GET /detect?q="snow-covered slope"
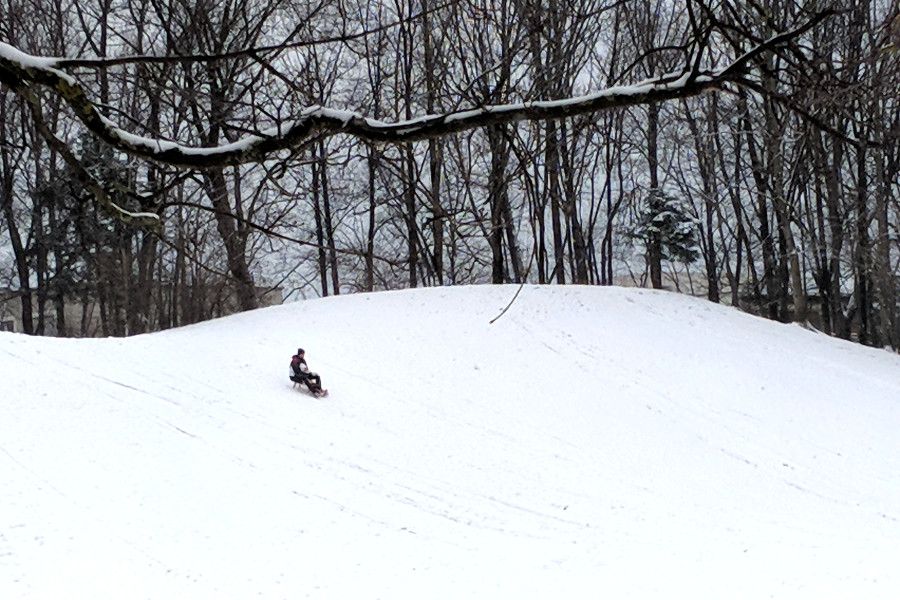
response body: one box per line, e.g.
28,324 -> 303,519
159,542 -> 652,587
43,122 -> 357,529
2,285 -> 900,599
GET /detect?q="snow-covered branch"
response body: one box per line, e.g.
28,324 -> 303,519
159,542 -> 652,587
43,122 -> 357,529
0,8 -> 835,170
17,80 -> 162,228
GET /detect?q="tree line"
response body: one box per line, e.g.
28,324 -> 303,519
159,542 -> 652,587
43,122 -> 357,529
0,0 -> 897,347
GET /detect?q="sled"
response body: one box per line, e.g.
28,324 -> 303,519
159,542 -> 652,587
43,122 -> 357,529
291,378 -> 328,398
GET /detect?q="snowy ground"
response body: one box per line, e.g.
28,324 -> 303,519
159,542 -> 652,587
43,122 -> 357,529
2,285 -> 900,599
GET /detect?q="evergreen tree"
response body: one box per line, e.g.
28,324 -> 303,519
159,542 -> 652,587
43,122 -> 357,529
631,190 -> 700,265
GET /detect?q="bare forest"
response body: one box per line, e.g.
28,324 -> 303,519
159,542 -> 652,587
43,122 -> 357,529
0,0 -> 898,348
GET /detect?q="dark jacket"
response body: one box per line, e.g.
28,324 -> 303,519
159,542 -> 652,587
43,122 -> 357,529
290,355 -> 310,380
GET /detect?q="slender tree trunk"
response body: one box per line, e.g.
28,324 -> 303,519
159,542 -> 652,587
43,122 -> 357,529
524,0 -> 564,283
399,1 -> 419,288
558,122 -> 589,283
319,141 -> 340,295
502,185 -> 523,283
422,0 -> 444,284
310,155 -> 329,296
873,140 -> 895,348
716,120 -> 752,307
647,102 -> 662,289
810,130 -> 846,335
531,148 -> 548,284
365,145 -> 378,292
685,98 -> 720,302
0,130 -> 33,334
45,129 -> 67,336
742,95 -> 780,319
812,171 -> 832,334
31,118 -> 47,335
487,126 -> 510,284
174,204 -> 187,327
403,144 -> 419,287
545,121 -> 566,284
765,98 -> 806,322
855,143 -> 871,344
52,242 -> 67,335
131,74 -> 161,334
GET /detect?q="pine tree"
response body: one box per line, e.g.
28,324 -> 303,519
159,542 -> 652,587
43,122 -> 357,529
631,190 -> 700,265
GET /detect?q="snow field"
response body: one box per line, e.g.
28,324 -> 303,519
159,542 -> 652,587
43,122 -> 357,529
2,285 -> 900,598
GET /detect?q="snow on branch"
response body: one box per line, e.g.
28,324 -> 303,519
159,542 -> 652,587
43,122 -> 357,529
0,8 -> 835,171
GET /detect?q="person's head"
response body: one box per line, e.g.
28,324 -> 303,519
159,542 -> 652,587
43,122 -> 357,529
297,348 -> 305,356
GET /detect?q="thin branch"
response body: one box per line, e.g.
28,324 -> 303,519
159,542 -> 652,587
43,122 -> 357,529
160,198 -> 402,266
49,0 -> 461,69
490,247 -> 537,324
12,83 -> 161,228
729,76 -> 880,148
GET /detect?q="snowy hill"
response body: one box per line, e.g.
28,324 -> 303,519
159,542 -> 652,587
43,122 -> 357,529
2,285 -> 900,599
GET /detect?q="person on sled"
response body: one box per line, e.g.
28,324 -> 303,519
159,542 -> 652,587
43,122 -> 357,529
290,348 -> 326,396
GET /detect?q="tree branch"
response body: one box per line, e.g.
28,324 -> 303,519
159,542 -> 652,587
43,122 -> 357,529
0,8 -> 838,170
47,0 -> 461,70
10,80 -> 161,228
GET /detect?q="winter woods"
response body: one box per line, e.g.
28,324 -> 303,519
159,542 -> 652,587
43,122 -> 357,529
0,0 -> 898,347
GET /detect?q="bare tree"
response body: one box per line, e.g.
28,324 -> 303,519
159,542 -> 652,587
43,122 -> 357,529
3,0 -> 898,354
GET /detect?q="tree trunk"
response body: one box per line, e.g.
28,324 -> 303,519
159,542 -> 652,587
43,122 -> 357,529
764,90 -> 806,322
403,144 -> 419,288
647,102 -> 662,289
855,143 -> 871,344
422,0 -> 444,284
319,141 -> 340,295
487,126 -> 510,284
310,156 -> 329,296
741,94 -> 781,320
558,122 -> 589,284
684,98 -> 720,302
365,145 -> 378,292
545,121 -> 566,284
203,168 -> 257,310
502,184 -> 523,283
0,142 -> 34,334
